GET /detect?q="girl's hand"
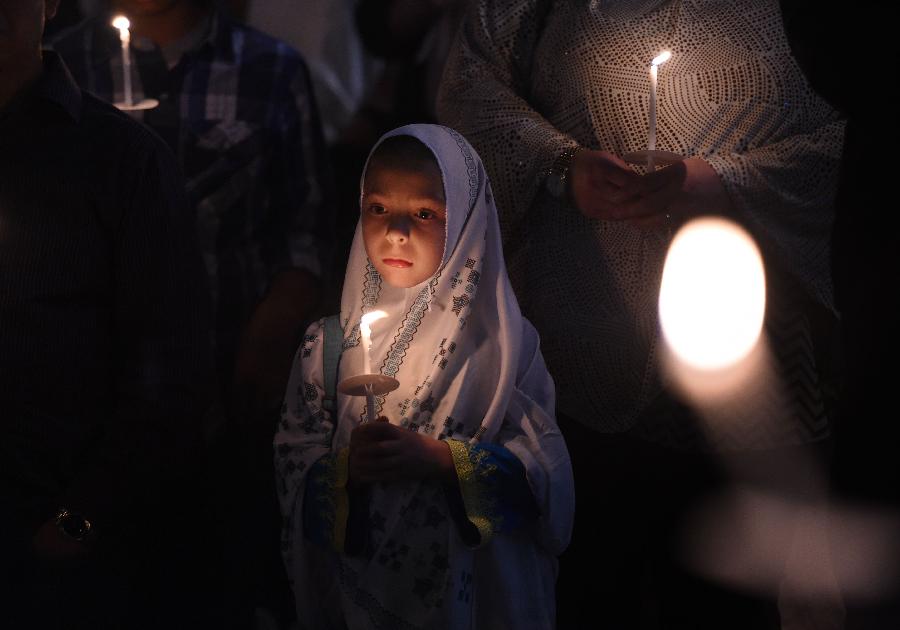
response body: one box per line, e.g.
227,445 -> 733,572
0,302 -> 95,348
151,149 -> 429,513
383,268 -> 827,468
348,417 -> 455,486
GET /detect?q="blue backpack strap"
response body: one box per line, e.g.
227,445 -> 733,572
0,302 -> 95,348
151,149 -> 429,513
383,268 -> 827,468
321,314 -> 343,414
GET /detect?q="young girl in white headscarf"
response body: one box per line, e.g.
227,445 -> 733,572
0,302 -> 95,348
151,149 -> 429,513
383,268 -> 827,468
275,124 -> 574,630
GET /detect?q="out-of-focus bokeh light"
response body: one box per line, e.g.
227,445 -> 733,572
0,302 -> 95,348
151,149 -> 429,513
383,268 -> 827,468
659,217 -> 766,371
111,15 -> 130,31
651,50 -> 672,66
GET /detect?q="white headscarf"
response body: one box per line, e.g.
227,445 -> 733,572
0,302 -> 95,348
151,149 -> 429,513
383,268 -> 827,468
281,124 -> 571,630
332,124 -> 525,448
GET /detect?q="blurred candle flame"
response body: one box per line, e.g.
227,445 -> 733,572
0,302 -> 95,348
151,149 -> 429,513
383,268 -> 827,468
659,217 -> 766,371
651,50 -> 672,67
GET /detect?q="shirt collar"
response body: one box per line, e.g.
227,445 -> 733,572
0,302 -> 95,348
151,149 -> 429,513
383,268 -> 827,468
36,51 -> 83,123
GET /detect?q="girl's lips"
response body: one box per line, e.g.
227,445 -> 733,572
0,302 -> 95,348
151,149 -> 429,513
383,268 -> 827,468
383,258 -> 412,268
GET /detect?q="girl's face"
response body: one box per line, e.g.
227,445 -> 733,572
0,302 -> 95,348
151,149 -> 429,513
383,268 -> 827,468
361,160 -> 446,288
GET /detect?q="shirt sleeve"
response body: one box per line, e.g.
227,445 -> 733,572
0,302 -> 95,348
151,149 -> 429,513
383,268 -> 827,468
62,130 -> 214,531
706,118 -> 844,308
444,439 -> 540,547
445,319 -> 574,554
436,0 -> 576,240
261,52 -> 334,284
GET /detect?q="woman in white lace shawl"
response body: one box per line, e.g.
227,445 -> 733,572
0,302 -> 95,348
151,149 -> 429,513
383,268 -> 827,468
275,123 -> 574,630
437,1 -> 844,628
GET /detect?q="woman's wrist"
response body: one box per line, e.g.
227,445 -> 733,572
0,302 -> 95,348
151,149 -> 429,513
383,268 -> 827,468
677,157 -> 736,218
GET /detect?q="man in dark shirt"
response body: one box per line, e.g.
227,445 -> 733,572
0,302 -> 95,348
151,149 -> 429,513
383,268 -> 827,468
53,1 -> 332,413
52,2 -> 333,625
1,0 -> 213,626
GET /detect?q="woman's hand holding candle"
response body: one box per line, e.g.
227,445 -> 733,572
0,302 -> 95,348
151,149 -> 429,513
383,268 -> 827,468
571,154 -> 734,230
568,149 -> 641,218
630,157 -> 735,229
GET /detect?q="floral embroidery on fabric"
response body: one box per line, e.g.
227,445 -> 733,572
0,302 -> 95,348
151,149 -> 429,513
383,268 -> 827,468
301,332 -> 317,358
304,452 -> 347,552
451,294 -> 469,316
437,416 -> 467,441
338,563 -> 426,630
456,570 -> 474,604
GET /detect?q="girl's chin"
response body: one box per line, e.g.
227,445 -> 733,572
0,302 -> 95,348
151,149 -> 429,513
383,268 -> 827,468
379,269 -> 429,289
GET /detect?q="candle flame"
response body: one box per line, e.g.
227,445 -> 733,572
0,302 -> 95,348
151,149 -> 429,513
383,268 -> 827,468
111,15 -> 131,32
360,310 -> 388,337
651,50 -> 672,67
360,310 -> 388,375
658,217 -> 766,371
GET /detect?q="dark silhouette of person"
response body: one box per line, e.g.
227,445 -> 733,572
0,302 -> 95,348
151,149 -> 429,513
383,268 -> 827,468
1,1 -> 214,627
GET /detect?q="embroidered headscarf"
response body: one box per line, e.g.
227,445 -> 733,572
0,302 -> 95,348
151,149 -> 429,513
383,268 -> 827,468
279,124 -> 570,629
333,124 -> 526,447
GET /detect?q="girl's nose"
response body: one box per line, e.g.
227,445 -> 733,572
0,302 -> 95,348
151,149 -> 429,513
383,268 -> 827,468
386,216 -> 410,245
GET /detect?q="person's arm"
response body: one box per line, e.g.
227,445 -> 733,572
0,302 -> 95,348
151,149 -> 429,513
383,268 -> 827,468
442,439 -> 541,548
703,120 -> 844,308
45,130 -> 213,550
602,115 -> 844,305
436,0 -> 578,237
446,319 -> 573,553
233,54 -> 334,415
233,268 -> 322,415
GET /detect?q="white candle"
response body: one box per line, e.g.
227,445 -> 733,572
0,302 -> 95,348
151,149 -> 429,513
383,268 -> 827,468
647,51 -> 672,169
359,310 -> 387,423
365,384 -> 377,423
112,16 -> 133,107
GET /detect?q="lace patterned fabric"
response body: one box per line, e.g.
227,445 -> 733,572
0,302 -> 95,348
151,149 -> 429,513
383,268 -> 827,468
438,0 -> 844,445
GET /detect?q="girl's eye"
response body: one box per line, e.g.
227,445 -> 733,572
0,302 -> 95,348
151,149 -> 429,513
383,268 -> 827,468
415,209 -> 436,220
368,205 -> 386,215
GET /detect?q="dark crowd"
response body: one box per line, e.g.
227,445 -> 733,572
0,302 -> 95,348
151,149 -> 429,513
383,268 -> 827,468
1,1 -> 895,629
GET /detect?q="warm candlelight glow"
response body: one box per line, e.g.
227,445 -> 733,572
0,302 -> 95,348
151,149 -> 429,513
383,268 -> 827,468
111,15 -> 133,107
360,310 -> 387,375
658,217 -> 766,371
651,50 -> 672,67
111,15 -> 130,38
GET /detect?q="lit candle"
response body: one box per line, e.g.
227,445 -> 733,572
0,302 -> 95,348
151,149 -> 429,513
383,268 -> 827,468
359,310 -> 387,422
647,50 -> 672,171
111,16 -> 133,107
360,310 -> 387,375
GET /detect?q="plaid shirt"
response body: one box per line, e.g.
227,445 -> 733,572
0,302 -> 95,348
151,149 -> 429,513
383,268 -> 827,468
53,11 -> 332,372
